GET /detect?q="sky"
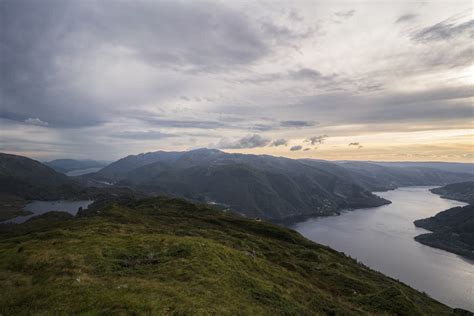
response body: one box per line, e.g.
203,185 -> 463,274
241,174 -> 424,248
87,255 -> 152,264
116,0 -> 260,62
1,0 -> 473,162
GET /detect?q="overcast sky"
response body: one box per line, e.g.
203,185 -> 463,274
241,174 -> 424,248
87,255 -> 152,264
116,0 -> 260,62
1,0 -> 473,162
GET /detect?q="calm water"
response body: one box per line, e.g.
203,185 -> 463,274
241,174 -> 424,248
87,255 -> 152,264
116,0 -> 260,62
66,167 -> 102,176
2,200 -> 93,224
292,187 -> 474,311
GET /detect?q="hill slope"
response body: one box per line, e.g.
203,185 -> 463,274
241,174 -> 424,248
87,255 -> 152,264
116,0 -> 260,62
414,205 -> 474,260
83,149 -> 473,221
86,149 -> 389,221
430,182 -> 474,204
0,197 -> 458,315
336,161 -> 473,192
0,153 -> 87,200
372,162 -> 474,175
0,153 -> 146,221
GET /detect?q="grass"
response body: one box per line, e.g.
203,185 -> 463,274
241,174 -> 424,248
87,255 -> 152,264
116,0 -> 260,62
0,194 -> 31,221
0,197 -> 457,315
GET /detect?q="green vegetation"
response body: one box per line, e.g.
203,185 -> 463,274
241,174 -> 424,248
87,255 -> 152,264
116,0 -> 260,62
0,153 -> 88,200
0,197 -> 457,314
0,194 -> 31,221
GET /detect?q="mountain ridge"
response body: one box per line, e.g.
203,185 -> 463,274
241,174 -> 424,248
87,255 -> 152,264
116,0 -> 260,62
84,149 -> 391,221
81,149 -> 473,221
430,182 -> 474,204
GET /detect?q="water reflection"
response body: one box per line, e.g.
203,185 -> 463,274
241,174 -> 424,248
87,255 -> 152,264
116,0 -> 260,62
2,200 -> 93,224
292,187 -> 473,311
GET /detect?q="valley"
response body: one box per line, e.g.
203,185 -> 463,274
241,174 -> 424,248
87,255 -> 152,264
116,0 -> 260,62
292,187 -> 473,311
3,1 -> 472,313
1,150 -> 473,314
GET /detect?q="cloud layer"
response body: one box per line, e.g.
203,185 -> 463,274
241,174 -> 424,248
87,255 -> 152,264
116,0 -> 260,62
1,0 -> 472,162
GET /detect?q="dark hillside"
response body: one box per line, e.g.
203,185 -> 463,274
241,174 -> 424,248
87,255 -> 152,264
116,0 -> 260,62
430,182 -> 474,204
414,205 -> 474,260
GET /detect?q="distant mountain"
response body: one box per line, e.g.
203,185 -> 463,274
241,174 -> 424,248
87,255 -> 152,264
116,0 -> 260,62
44,159 -> 109,174
370,162 -> 474,175
414,205 -> 474,260
98,150 -> 183,179
430,182 -> 474,204
0,153 -> 145,222
0,153 -> 87,200
82,149 -> 474,221
336,161 -> 473,192
0,196 -> 458,314
83,149 -> 390,221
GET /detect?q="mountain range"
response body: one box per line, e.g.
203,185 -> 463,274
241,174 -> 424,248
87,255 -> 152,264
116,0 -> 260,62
367,162 -> 474,175
81,149 -> 473,221
1,150 -> 473,222
1,150 -> 474,313
83,149 -> 390,221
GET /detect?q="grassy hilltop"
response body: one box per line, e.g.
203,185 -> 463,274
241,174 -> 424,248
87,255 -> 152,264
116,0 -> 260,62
0,197 -> 458,315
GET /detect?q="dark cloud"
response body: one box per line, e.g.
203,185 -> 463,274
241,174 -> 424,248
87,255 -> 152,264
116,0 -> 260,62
271,138 -> 288,147
411,19 -> 474,42
248,124 -> 272,131
217,134 -> 270,149
0,0 -> 274,128
1,0 -> 320,130
247,67 -> 336,84
289,68 -> 323,80
128,110 -> 317,132
348,142 -> 363,149
100,1 -> 270,69
144,118 -> 227,129
334,10 -> 356,19
236,72 -> 283,84
290,145 -> 302,151
291,86 -> 473,127
1,1 -> 472,159
110,130 -> 177,140
396,14 -> 418,23
261,21 -> 314,42
306,135 -> 328,145
288,9 -> 304,22
280,120 -> 316,127
126,110 -> 230,130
